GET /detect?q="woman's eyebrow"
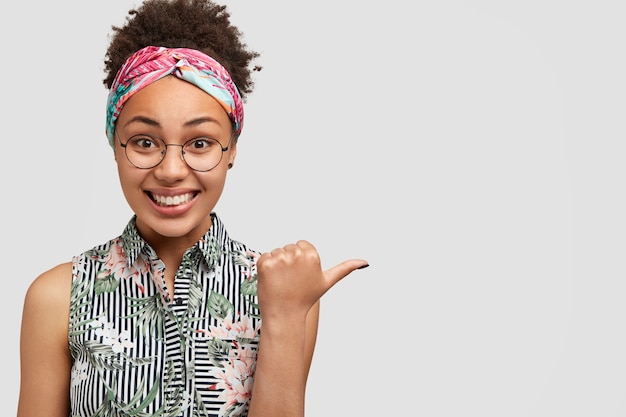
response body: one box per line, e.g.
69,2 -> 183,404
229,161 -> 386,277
121,115 -> 160,128
183,116 -> 222,128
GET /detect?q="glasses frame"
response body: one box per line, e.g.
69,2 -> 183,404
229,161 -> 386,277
115,130 -> 232,172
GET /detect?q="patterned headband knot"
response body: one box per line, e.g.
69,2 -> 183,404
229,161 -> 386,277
105,46 -> 244,148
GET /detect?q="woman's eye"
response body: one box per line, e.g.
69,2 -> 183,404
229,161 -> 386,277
130,136 -> 158,149
188,138 -> 216,150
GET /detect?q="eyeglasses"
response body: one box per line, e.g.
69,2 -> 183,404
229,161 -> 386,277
116,131 -> 231,172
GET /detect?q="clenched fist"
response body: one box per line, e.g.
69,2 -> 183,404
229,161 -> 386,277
256,240 -> 368,320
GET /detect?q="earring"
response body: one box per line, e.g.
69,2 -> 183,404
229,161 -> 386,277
228,163 -> 233,169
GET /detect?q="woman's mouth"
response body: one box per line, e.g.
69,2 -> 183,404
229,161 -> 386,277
150,192 -> 195,207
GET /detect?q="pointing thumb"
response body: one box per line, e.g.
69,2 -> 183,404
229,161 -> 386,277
323,259 -> 369,290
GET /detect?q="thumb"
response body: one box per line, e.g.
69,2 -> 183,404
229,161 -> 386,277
323,259 -> 369,289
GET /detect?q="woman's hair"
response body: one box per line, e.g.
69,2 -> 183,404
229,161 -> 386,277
103,0 -> 261,99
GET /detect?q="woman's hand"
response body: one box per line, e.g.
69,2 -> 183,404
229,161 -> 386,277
256,240 -> 368,320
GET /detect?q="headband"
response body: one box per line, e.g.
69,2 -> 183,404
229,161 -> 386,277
105,46 -> 244,148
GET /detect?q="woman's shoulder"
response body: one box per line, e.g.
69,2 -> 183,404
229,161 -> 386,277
28,262 -> 72,295
23,262 -> 73,318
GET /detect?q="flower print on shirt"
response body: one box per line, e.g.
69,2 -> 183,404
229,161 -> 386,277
204,315 -> 259,341
89,315 -> 134,353
71,360 -> 89,387
208,342 -> 257,417
87,238 -> 150,295
69,214 -> 262,416
197,292 -> 260,417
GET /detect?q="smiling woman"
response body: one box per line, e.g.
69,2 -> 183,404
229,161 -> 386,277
15,1 -> 368,416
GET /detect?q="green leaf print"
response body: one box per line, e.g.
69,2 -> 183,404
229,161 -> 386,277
69,275 -> 97,338
80,340 -> 152,372
207,291 -> 234,321
120,374 -> 162,414
187,279 -> 204,314
193,389 -> 212,417
121,229 -> 144,259
240,274 -> 257,296
85,247 -> 113,262
93,374 -> 163,417
198,235 -> 222,267
94,274 -> 121,294
124,295 -> 165,340
207,338 -> 231,368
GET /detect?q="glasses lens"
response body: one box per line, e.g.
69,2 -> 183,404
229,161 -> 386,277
125,135 -> 166,169
182,137 -> 225,171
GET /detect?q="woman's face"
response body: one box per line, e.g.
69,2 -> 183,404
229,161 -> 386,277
114,75 -> 236,247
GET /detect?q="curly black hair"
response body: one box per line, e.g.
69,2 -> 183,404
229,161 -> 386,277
103,0 -> 261,100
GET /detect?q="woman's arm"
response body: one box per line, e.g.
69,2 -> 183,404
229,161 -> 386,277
17,262 -> 73,417
247,241 -> 367,417
304,300 -> 320,380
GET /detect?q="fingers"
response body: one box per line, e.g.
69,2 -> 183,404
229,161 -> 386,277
323,259 -> 369,289
261,240 -> 319,263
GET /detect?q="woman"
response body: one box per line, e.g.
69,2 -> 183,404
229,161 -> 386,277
17,0 -> 368,416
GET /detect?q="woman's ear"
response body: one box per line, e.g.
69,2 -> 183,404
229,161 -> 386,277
228,139 -> 237,169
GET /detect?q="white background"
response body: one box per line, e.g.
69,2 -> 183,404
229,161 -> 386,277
2,1 -> 625,415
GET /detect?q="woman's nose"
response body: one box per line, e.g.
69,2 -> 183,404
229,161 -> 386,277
153,144 -> 189,181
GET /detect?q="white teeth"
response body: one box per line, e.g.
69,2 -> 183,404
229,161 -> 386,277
152,193 -> 193,207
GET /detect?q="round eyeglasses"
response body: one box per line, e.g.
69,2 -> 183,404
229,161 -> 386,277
116,131 -> 231,172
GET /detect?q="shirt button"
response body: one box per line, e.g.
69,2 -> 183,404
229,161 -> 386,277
175,297 -> 184,305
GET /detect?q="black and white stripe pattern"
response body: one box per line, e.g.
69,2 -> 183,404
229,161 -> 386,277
69,214 -> 261,417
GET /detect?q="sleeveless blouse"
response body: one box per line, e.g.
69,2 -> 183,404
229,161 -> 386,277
69,213 -> 261,417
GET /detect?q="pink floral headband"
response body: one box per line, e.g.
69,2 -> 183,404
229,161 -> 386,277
105,46 -> 244,147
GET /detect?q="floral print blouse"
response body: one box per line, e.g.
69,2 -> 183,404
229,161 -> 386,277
69,213 -> 261,417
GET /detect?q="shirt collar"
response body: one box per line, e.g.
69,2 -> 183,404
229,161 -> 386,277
120,213 -> 227,269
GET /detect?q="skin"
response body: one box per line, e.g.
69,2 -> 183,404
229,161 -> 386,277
17,76 -> 367,417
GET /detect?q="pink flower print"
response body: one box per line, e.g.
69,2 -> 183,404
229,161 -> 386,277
96,240 -> 149,293
207,315 -> 259,339
208,345 -> 256,414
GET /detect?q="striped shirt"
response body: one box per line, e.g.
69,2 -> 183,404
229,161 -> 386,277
69,213 -> 261,417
